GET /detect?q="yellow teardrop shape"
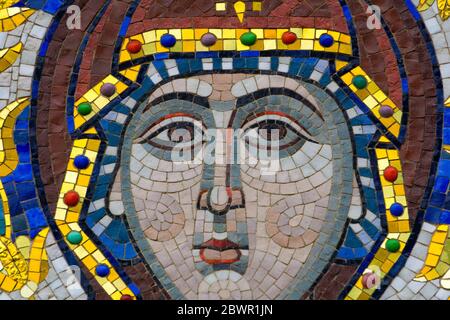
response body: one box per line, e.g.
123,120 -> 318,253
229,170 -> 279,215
0,42 -> 22,72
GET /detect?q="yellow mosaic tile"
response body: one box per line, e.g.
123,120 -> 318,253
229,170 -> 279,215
55,138 -> 136,300
27,228 -> 49,284
234,1 -> 246,23
340,66 -> 402,139
415,225 -> 450,283
376,146 -> 410,233
0,274 -> 18,292
215,2 -> 226,11
346,140 -> 411,300
0,42 -> 22,72
0,97 -> 29,177
74,76 -> 128,130
119,28 -> 354,64
0,1 -> 20,8
0,237 -> 27,269
346,232 -> 410,300
0,233 -> 41,292
0,180 -> 11,238
0,7 -> 35,32
119,65 -> 141,82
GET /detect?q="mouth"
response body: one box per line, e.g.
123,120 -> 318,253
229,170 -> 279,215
198,239 -> 242,265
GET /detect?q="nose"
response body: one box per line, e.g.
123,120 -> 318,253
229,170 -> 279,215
197,128 -> 245,214
198,186 -> 244,214
209,186 -> 229,211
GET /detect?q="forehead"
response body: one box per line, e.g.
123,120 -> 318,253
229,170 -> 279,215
147,73 -> 326,116
149,74 -> 253,102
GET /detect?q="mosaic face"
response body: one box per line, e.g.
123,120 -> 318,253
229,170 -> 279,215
0,0 -> 449,301
112,73 -> 355,298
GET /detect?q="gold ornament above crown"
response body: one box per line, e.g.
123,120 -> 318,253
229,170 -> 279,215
216,1 -> 262,23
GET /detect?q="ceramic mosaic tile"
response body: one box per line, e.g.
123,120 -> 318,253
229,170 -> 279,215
0,0 -> 446,301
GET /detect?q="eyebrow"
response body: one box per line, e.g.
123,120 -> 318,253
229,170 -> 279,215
236,88 -> 324,121
143,86 -> 324,121
143,92 -> 210,113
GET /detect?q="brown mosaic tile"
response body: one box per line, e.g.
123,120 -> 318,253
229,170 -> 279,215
1,0 -> 447,301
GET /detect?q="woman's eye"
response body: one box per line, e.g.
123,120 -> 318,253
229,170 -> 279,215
155,123 -> 196,143
136,117 -> 206,150
254,121 -> 288,142
242,115 -> 318,154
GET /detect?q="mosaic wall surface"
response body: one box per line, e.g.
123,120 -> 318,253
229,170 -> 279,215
0,0 -> 448,300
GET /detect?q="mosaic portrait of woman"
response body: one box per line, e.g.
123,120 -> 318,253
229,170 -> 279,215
0,0 -> 447,301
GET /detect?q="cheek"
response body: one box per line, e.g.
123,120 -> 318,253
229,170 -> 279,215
134,191 -> 185,242
265,192 -> 330,248
241,144 -> 332,249
122,144 -> 203,242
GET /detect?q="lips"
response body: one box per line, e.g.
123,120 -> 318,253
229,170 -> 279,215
199,239 -> 242,265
